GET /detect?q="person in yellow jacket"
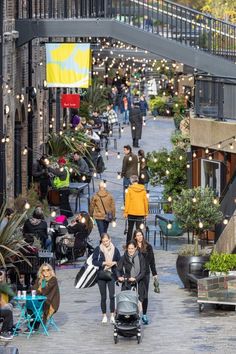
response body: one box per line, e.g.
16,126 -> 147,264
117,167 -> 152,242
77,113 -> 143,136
48,157 -> 73,218
124,175 -> 148,243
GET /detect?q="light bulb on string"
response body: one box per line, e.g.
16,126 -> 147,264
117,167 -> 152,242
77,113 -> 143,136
59,130 -> 63,136
167,157 -> 171,162
217,142 -> 222,149
140,223 -> 145,230
167,222 -> 172,230
192,197 -> 197,203
44,158 -> 49,165
1,137 -> 6,143
132,126 -> 135,130
84,142 -> 87,147
128,156 -> 132,161
81,217 -> 86,223
179,155 -> 183,161
105,150 -> 108,156
198,221 -> 203,229
71,137 -> 75,142
24,201 -> 30,210
166,170 -> 170,175
82,175 -> 86,181
141,173 -> 145,179
193,151 -> 197,158
213,198 -> 218,205
69,168 -> 73,173
230,143 -> 234,150
51,210 -> 56,218
117,152 -> 120,159
117,172 -> 121,180
60,167 -> 64,172
5,136 -> 10,143
103,180 -> 107,188
167,196 -> 172,202
223,217 -> 229,225
187,162 -> 191,169
112,220 -> 117,228
205,148 -> 209,154
208,155 -> 212,160
22,146 -> 28,155
93,172 -> 97,178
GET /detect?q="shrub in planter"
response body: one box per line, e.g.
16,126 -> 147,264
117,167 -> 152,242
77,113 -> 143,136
204,253 -> 236,275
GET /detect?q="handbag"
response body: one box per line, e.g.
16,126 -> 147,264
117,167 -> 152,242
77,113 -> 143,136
98,196 -> 113,222
153,278 -> 160,293
97,269 -> 113,281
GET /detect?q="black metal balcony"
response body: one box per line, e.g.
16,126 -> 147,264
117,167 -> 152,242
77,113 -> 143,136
15,0 -> 236,62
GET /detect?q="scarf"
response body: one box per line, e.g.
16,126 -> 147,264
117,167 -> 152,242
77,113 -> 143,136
100,242 -> 115,271
128,250 -> 140,278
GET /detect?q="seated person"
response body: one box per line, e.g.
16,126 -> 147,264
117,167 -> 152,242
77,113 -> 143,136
73,151 -> 91,183
90,110 -> 102,130
23,207 -> 51,251
67,211 -> 93,258
0,208 -> 14,231
25,263 -> 60,332
85,127 -> 100,144
0,270 -> 15,340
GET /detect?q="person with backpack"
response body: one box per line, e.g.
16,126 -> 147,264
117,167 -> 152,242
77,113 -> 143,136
89,181 -> 116,236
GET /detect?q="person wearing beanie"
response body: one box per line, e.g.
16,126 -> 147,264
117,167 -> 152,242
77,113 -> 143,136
48,158 -> 73,218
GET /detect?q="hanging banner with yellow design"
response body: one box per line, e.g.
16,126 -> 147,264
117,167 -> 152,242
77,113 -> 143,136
46,43 -> 91,88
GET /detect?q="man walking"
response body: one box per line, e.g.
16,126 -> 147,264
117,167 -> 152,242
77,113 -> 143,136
121,145 -> 138,201
124,175 -> 148,244
129,102 -> 143,148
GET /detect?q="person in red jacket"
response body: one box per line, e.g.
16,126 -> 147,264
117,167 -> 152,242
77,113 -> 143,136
124,175 -> 148,244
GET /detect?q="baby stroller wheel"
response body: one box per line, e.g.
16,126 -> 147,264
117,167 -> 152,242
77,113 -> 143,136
114,335 -> 118,344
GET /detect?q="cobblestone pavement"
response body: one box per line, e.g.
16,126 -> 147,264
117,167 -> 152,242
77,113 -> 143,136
9,117 -> 236,354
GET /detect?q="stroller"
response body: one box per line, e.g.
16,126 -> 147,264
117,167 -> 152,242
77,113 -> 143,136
114,289 -> 141,344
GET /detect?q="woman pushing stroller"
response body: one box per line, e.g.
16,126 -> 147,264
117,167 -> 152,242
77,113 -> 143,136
117,241 -> 146,307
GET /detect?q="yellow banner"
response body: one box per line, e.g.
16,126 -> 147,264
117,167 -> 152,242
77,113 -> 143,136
46,43 -> 91,88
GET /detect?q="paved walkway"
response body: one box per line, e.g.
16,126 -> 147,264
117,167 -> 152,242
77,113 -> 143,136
11,117 -> 236,354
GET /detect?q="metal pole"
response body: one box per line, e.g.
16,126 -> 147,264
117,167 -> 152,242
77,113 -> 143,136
0,0 -> 5,206
27,0 -> 33,188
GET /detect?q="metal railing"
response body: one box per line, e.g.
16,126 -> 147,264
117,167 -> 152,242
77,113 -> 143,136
15,0 -> 236,61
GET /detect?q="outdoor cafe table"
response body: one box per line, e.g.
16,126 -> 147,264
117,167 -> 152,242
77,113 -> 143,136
13,295 -> 49,338
69,182 -> 90,212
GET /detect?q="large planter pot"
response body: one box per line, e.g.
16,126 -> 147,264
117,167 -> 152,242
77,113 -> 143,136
176,255 -> 210,288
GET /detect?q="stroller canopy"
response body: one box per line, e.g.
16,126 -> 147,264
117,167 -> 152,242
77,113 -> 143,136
116,290 -> 139,315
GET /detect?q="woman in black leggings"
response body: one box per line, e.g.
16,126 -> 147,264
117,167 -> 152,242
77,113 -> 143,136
92,233 -> 120,324
133,229 -> 158,325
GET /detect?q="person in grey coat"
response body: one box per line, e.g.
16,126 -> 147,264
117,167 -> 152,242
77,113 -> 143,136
73,151 -> 91,181
129,103 -> 143,148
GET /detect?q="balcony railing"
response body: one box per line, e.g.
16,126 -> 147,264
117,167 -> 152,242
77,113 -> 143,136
15,0 -> 236,61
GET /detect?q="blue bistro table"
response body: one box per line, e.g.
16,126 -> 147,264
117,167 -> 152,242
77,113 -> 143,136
13,295 -> 49,338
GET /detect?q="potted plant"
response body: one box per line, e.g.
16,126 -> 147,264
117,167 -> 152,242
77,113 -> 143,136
204,253 -> 236,276
172,187 -> 223,287
0,205 -> 29,269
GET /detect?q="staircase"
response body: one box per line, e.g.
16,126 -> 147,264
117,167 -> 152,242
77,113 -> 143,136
15,0 -> 236,77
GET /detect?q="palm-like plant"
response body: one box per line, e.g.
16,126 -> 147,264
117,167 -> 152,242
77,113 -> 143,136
83,79 -> 109,113
0,206 -> 29,268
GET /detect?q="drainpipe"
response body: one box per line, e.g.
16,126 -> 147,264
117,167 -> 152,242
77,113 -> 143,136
0,0 -> 6,206
27,0 -> 33,187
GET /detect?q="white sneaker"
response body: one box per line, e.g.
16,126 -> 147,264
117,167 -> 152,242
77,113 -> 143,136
110,316 -> 115,324
102,315 -> 108,324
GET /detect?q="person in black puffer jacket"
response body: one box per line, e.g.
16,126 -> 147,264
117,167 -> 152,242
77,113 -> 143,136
133,229 -> 158,325
23,207 -> 51,250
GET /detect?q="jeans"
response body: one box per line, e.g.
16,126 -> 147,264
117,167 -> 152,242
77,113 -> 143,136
122,110 -> 129,124
0,308 -> 13,332
126,215 -> 145,244
97,278 -> 115,313
96,219 -> 109,237
123,177 -> 131,203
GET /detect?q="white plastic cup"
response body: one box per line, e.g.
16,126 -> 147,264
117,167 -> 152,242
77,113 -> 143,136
31,290 -> 36,298
22,290 -> 27,298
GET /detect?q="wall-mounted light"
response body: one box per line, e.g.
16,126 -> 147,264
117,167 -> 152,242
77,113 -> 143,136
4,105 -> 10,115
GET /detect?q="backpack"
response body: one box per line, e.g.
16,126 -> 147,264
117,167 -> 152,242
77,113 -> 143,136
96,154 -> 105,173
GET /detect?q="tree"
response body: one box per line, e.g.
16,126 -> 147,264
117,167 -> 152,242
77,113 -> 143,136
172,187 -> 223,255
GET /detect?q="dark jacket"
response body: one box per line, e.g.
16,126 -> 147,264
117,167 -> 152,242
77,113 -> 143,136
32,161 -> 48,182
92,246 -> 121,278
23,218 -> 48,246
139,99 -> 149,116
129,107 -> 143,140
142,244 -> 157,276
67,222 -> 91,251
34,276 -> 60,322
121,152 -> 138,178
117,251 -> 146,301
138,157 -> 150,185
